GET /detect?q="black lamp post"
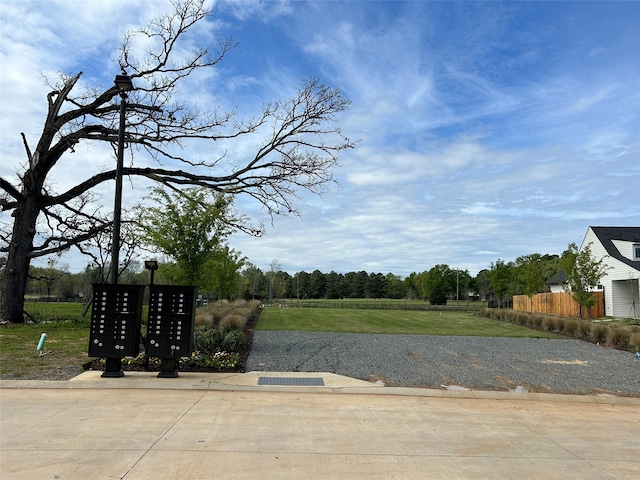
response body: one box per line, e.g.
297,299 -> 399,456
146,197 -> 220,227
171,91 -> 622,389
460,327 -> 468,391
110,74 -> 134,285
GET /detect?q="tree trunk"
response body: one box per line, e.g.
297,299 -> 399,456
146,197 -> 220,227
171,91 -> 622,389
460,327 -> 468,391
1,196 -> 40,323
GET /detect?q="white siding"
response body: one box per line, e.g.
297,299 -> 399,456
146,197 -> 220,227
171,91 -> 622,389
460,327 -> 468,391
611,239 -> 635,261
582,227 -> 640,317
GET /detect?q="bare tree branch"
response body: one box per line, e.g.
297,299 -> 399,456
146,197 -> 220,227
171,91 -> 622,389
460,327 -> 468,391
1,0 -> 357,323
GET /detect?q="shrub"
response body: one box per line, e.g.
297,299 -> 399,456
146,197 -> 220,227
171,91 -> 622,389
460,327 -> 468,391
590,323 -> 609,344
193,326 -> 223,354
630,330 -> 640,351
525,314 -> 535,328
219,314 -> 246,334
554,316 -> 566,332
606,325 -> 631,349
531,314 -> 544,329
232,307 -> 251,320
195,312 -> 214,327
564,318 -> 580,337
542,317 -> 555,331
211,299 -> 233,320
578,320 -> 591,339
516,312 -> 528,325
222,330 -> 247,351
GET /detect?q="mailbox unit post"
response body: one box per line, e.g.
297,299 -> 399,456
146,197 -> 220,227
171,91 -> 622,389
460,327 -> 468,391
88,284 -> 145,377
146,285 -> 197,378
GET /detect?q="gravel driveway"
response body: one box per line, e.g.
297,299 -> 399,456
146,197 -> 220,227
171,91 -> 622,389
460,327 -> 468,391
246,331 -> 640,396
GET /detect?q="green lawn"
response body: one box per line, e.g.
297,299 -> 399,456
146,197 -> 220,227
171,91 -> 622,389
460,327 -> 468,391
0,318 -> 92,378
22,301 -> 88,322
256,307 -> 562,338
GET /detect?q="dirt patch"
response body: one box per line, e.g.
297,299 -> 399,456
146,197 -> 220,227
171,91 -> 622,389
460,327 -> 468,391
407,349 -> 422,362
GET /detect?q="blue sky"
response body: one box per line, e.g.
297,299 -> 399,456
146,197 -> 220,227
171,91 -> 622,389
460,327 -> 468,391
1,0 -> 639,277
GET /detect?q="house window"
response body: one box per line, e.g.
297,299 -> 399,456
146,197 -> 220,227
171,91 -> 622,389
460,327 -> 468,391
634,244 -> 640,261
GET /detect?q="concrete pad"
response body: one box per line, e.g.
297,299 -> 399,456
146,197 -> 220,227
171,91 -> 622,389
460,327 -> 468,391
1,383 -> 638,479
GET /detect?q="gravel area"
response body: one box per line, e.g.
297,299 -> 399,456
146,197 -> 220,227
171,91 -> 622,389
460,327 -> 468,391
246,331 -> 640,396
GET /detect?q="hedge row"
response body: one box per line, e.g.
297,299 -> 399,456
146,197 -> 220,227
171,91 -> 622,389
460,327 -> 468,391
481,308 -> 640,352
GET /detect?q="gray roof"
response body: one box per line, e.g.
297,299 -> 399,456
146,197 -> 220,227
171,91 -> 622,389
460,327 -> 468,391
590,226 -> 640,272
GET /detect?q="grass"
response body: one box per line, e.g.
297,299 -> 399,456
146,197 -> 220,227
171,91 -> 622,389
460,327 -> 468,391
256,307 -> 562,338
0,318 -> 92,379
22,301 -> 88,322
275,298 -> 485,311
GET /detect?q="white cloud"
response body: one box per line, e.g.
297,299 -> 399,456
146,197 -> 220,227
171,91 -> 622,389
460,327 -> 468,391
2,0 -> 639,277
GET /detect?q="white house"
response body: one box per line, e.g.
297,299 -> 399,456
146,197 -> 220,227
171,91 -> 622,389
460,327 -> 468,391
581,226 -> 640,319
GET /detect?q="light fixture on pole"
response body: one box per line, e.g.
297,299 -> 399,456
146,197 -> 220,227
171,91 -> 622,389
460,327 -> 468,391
110,74 -> 134,285
145,259 -> 159,286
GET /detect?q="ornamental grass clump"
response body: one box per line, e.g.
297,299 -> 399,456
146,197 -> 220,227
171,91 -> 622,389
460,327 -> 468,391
630,330 -> 640,351
516,312 -> 528,326
195,312 -> 214,327
590,323 -> 608,344
531,314 -> 544,329
606,325 -> 631,349
219,314 -> 246,334
542,317 -> 555,331
553,316 -> 566,333
578,320 -> 592,339
563,318 -> 580,337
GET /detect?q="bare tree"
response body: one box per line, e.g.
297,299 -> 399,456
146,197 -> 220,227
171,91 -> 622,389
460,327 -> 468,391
0,0 -> 356,323
268,258 -> 282,303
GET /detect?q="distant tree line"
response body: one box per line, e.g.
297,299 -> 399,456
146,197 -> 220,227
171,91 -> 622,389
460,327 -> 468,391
235,252 -> 566,306
13,246 -> 603,313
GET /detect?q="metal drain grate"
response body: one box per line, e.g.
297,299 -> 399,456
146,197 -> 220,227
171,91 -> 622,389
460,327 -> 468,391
258,377 -> 325,386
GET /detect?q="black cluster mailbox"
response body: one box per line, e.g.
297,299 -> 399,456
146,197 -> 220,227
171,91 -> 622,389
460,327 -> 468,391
88,284 -> 145,377
146,285 -> 197,377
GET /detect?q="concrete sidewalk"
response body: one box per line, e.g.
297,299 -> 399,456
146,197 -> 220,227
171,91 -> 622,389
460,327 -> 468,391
1,372 -> 639,479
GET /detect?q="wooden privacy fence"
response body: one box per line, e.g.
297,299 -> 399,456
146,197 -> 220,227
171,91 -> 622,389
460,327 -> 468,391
513,291 -> 604,319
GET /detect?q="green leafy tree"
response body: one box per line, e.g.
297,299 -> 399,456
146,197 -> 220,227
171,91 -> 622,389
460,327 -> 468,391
203,247 -> 246,300
365,272 -> 387,299
385,273 -> 408,299
293,271 -> 311,300
453,269 -> 472,302
267,259 -> 282,302
139,187 -> 238,286
325,271 -> 344,299
515,254 -> 553,310
515,253 -> 560,310
489,259 -> 513,308
344,271 -> 368,298
404,272 -> 422,300
239,263 -> 265,300
561,242 -> 609,320
309,269 -> 327,299
423,264 -> 455,305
